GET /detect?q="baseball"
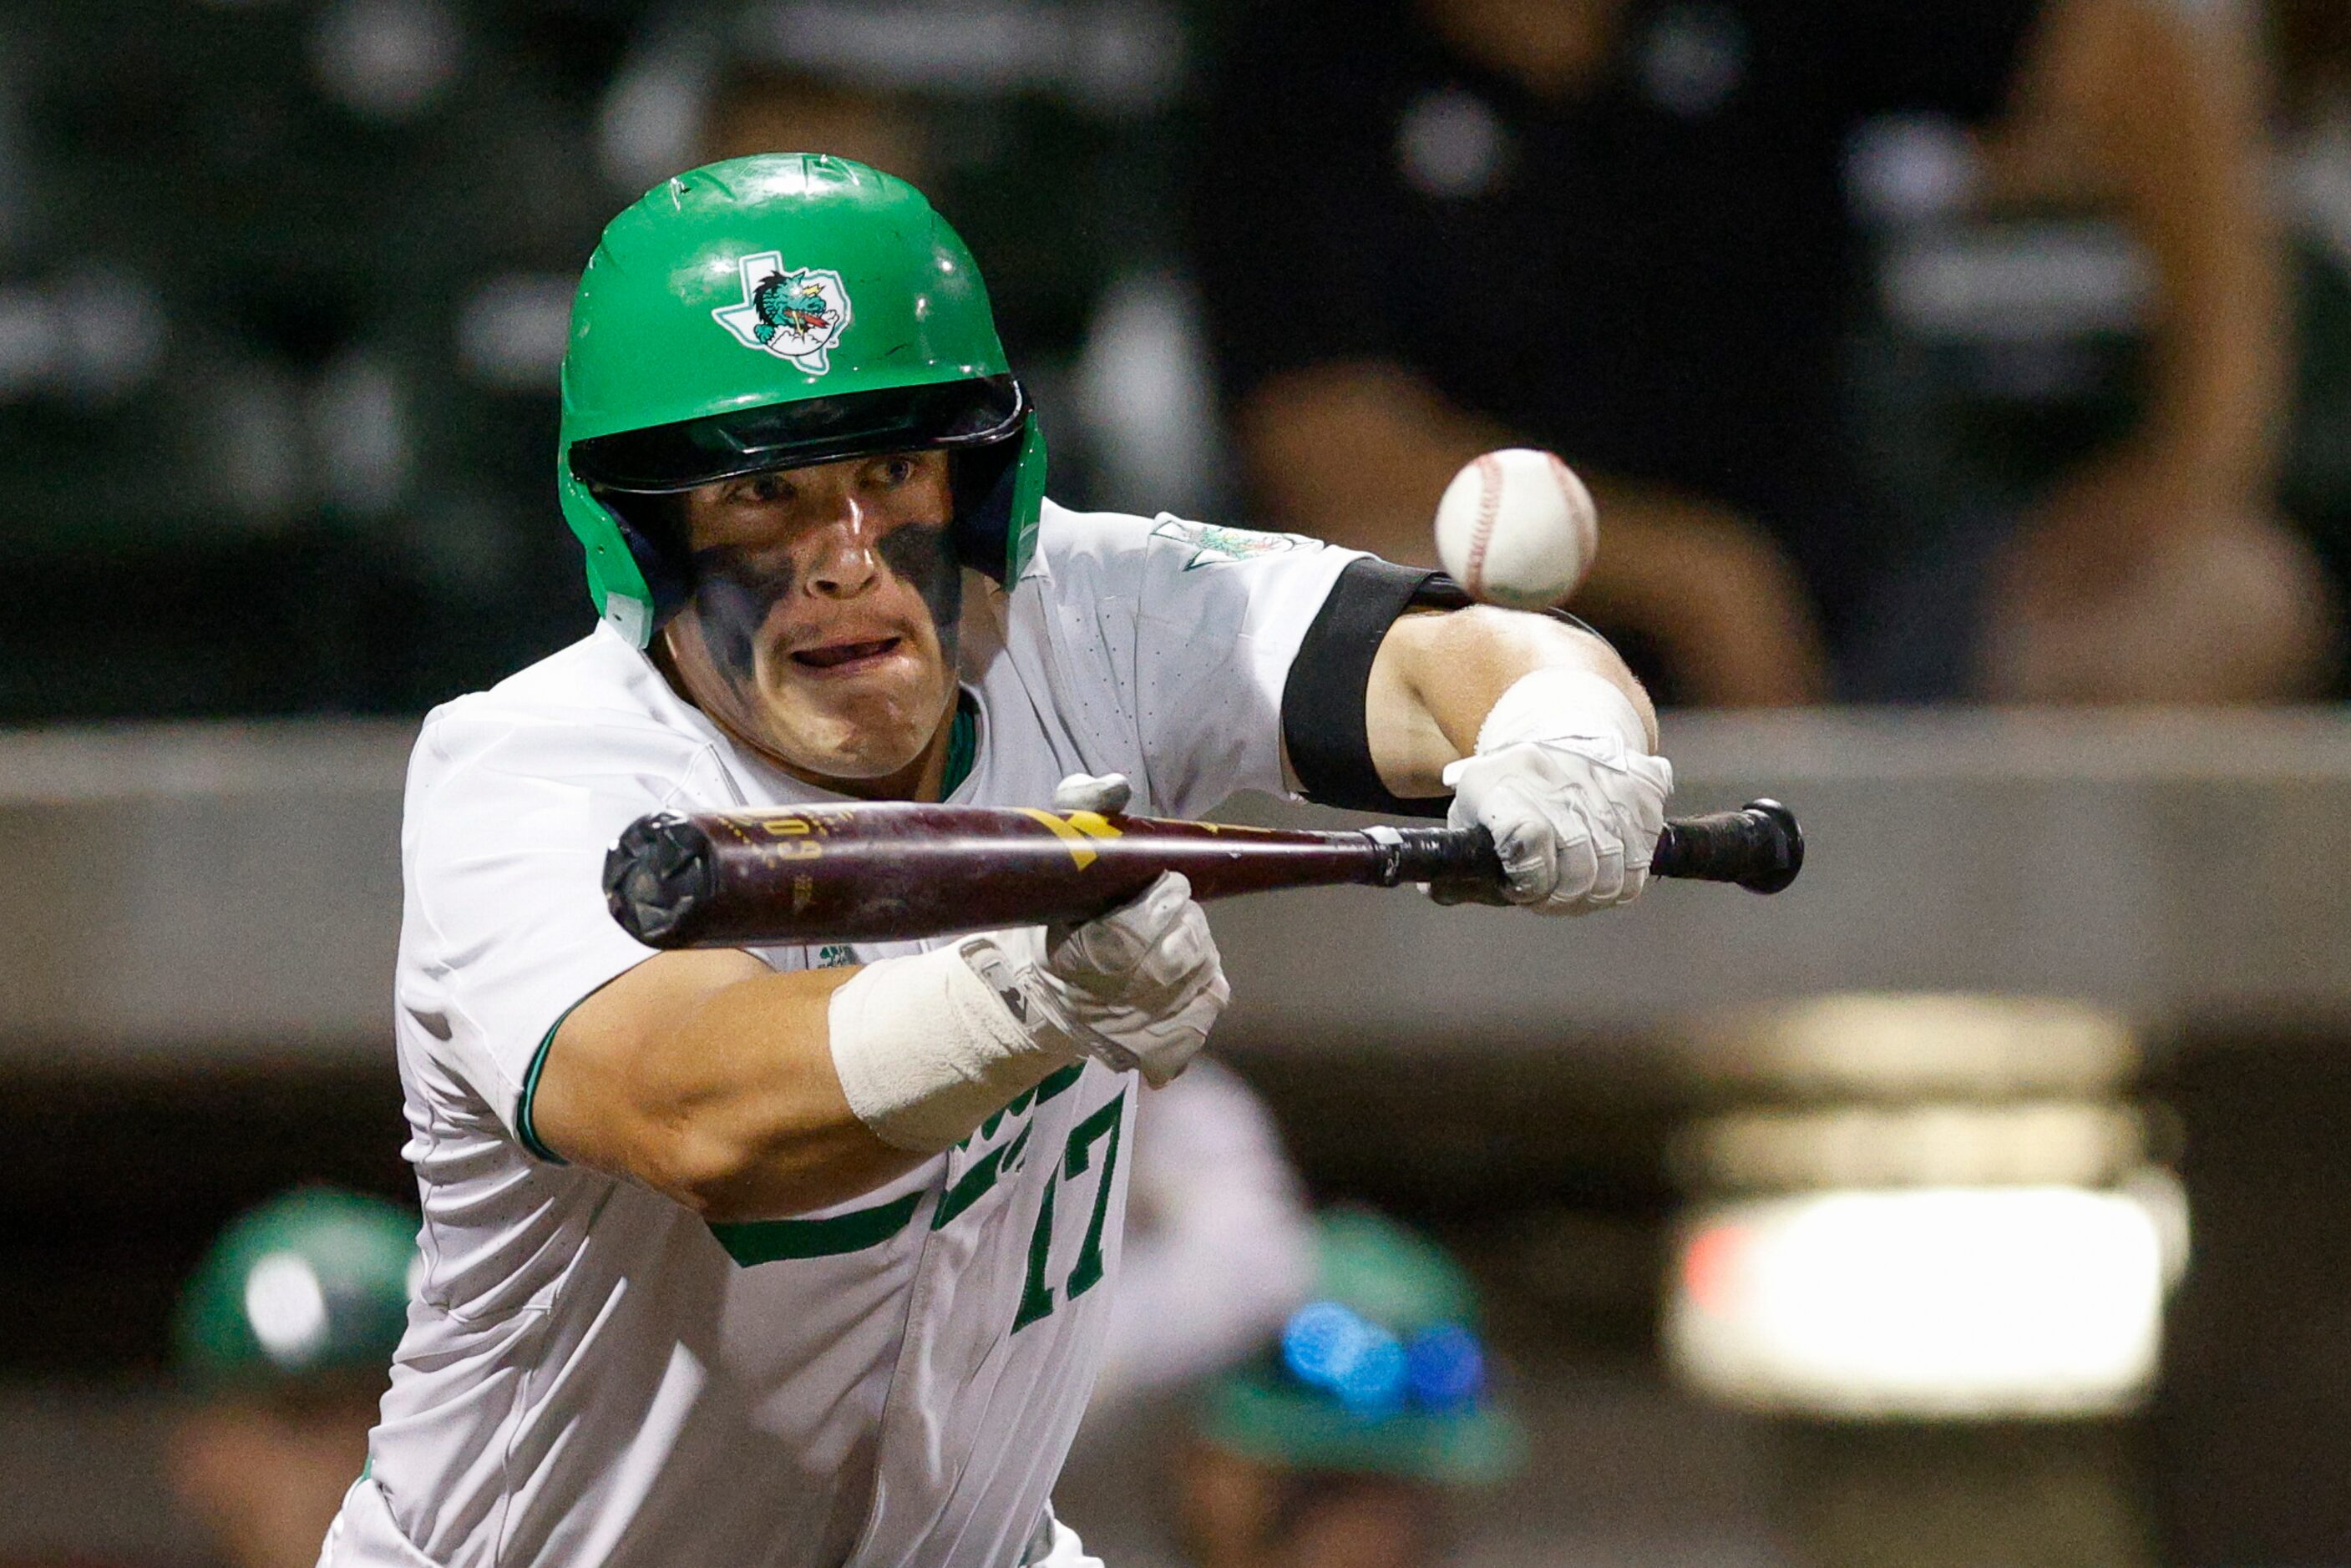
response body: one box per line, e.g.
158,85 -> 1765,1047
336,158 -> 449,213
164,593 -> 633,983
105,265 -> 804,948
1432,448 -> 1599,610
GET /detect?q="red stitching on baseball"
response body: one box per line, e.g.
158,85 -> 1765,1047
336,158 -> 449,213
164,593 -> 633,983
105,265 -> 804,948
1466,453 -> 1502,599
1547,453 -> 1587,593
1546,452 -> 1575,508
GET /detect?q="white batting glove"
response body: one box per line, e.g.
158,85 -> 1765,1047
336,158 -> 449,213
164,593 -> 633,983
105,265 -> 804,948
1439,668 -> 1673,915
961,871 -> 1228,1087
1051,771 -> 1133,815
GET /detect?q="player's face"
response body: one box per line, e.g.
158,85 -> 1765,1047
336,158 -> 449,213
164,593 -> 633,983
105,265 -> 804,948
660,450 -> 962,792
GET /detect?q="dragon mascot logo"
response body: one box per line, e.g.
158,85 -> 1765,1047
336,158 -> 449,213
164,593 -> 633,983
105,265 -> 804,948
712,250 -> 854,374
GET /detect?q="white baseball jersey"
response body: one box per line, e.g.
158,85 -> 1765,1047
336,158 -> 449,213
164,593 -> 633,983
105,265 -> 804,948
332,503 -> 1358,1568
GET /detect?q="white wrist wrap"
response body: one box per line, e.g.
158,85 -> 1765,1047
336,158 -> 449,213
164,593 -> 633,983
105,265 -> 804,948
827,943 -> 1075,1155
1473,667 -> 1649,756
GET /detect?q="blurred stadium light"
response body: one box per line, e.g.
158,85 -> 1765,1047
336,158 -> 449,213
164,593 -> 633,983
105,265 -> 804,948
1670,1186 -> 2173,1419
1664,995 -> 2182,1420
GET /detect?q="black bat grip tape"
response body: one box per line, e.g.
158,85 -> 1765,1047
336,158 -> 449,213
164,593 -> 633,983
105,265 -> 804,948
1651,798 -> 1803,893
605,812 -> 719,946
1387,797 -> 1803,899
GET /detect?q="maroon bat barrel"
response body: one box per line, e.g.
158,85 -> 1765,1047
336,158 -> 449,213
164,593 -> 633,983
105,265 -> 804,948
604,799 -> 1802,949
605,804 -> 1415,948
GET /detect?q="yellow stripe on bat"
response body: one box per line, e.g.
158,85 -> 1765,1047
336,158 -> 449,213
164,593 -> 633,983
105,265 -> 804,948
1013,809 -> 1124,868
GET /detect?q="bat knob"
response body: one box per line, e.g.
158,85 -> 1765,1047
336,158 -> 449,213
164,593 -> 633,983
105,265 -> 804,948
1735,798 -> 1803,894
605,812 -> 719,947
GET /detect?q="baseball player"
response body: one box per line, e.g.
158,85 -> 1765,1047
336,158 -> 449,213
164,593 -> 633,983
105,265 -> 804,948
328,154 -> 1671,1567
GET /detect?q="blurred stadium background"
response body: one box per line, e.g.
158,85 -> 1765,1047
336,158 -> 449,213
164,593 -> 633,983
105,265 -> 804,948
3,0 -> 2350,1564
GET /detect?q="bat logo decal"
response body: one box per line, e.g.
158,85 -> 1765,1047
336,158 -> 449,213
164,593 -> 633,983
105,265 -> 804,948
1014,808 -> 1124,868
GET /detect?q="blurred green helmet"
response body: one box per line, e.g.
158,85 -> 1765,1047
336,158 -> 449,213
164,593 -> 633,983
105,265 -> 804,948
559,154 -> 1048,647
174,1186 -> 418,1391
1199,1209 -> 1525,1489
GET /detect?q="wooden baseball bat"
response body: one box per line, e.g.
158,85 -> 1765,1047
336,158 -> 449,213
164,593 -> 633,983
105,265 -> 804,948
604,800 -> 1801,949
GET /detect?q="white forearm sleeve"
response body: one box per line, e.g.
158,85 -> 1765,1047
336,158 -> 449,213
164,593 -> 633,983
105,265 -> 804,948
826,943 -> 1075,1155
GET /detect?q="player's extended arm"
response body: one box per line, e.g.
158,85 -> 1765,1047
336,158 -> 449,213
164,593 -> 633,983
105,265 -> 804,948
530,952 -> 921,1221
533,868 -> 1224,1221
1361,604 -> 1674,913
1362,603 -> 1654,794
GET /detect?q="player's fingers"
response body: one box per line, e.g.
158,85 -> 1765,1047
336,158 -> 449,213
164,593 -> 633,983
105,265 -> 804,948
1050,771 -> 1132,815
1613,797 -> 1654,903
1054,872 -> 1196,984
1132,892 -> 1224,1000
1483,783 -> 1562,906
1135,973 -> 1230,1087
1583,805 -> 1629,908
1537,809 -> 1602,915
1606,756 -> 1674,905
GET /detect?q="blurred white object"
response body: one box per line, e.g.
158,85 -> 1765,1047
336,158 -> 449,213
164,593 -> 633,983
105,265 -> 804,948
0,267 -> 166,404
457,274 -> 575,392
1088,1061 -> 1316,1416
1395,88 -> 1507,201
309,0 -> 463,121
2284,105 -> 2351,281
736,0 -> 1183,114
1677,1101 -> 2151,1192
1882,225 -> 2152,344
598,21 -> 720,193
1072,271 -> 1223,518
600,0 -> 1183,190
1845,114 -> 1980,228
1665,1184 -> 2175,1418
309,351 -> 412,518
1681,994 -> 2141,1100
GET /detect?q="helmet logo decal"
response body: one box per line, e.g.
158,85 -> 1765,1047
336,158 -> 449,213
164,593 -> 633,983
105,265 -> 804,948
712,251 -> 853,373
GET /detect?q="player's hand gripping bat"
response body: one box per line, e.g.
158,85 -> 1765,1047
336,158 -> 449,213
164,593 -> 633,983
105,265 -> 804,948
603,799 -> 1802,949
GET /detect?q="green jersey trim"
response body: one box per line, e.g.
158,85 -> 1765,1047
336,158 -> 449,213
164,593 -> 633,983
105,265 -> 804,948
517,999 -> 592,1166
710,1191 -> 925,1265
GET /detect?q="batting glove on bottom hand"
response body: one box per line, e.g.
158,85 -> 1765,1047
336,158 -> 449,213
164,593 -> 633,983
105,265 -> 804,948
1438,669 -> 1674,916
961,869 -> 1228,1087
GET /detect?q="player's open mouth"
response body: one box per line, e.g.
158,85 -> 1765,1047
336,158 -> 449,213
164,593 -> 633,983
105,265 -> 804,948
790,637 -> 904,673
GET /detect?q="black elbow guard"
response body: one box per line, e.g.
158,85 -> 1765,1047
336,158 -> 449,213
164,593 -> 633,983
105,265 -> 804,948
1279,559 -> 1604,816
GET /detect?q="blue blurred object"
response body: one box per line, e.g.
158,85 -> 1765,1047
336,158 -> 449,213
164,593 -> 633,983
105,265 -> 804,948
1278,1300 -> 1359,1389
1404,1321 -> 1486,1413
1203,1209 -> 1525,1487
1281,1300 -> 1478,1419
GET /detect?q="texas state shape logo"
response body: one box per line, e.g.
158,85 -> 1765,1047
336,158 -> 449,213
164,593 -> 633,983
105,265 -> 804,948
712,251 -> 853,374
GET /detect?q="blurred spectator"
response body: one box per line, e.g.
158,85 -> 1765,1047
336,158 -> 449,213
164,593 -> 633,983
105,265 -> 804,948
165,1187 -> 416,1568
1179,1210 -> 1523,1568
1193,0 -> 2335,705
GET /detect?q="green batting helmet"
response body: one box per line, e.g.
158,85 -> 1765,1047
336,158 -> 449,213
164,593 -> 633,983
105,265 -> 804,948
559,154 -> 1048,647
173,1186 -> 418,1391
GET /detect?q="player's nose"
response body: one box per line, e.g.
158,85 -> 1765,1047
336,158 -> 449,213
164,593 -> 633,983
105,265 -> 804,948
805,497 -> 882,599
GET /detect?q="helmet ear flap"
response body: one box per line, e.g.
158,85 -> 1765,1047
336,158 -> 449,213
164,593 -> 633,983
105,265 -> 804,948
601,493 -> 694,629
951,417 -> 1046,582
951,439 -> 1021,579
